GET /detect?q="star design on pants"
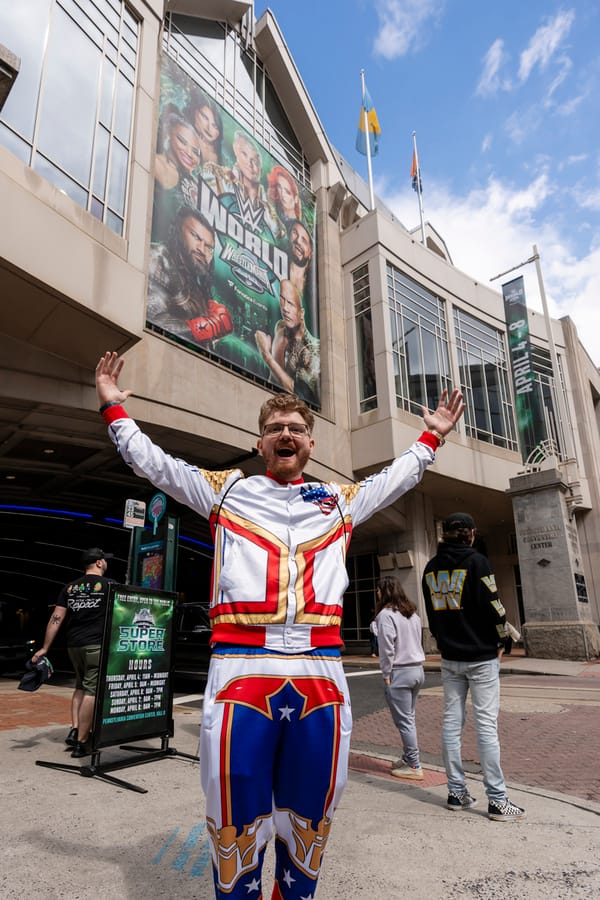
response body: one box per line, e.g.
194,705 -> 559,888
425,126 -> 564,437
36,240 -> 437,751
278,704 -> 296,721
244,876 -> 260,892
282,869 -> 296,888
300,894 -> 314,900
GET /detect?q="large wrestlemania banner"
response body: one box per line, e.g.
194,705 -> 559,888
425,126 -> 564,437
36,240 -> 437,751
502,275 -> 545,461
92,585 -> 176,750
147,55 -> 321,407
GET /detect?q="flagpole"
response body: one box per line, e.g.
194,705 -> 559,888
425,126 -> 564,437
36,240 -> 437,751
412,130 -> 425,244
532,244 -> 575,460
361,69 -> 375,210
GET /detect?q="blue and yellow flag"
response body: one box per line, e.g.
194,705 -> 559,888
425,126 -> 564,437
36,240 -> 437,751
411,148 -> 422,193
356,84 -> 381,156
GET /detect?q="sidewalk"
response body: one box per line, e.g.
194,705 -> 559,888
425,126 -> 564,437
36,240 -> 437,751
2,664 -> 600,899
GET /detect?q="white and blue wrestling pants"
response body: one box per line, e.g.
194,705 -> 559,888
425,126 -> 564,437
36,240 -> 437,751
200,646 -> 352,899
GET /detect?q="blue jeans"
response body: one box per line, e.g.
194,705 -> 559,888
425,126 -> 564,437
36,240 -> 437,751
384,665 -> 425,767
441,657 -> 506,803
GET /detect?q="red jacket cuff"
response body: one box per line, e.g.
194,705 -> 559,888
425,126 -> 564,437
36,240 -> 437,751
418,430 -> 441,451
101,404 -> 129,425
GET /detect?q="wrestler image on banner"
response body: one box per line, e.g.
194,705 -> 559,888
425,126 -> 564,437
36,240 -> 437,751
147,55 -> 321,408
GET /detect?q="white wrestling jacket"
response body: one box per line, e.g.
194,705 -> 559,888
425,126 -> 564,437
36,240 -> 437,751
103,407 -> 438,653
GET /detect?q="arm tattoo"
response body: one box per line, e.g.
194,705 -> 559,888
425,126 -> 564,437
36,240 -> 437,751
51,614 -> 62,625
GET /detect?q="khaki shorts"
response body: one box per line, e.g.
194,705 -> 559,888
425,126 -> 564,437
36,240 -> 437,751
68,645 -> 101,695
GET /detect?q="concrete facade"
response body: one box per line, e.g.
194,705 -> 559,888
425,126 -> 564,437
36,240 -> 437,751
1,0 -> 600,656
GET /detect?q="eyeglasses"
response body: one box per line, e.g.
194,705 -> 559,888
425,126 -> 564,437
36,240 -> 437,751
262,422 -> 311,437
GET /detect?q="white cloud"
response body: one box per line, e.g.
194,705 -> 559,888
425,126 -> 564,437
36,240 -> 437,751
379,173 -> 600,365
519,10 -> 575,82
544,54 -> 572,104
476,39 -> 511,96
556,92 -> 587,116
577,186 -> 600,212
481,133 -> 492,153
372,0 -> 444,59
505,107 -> 543,145
560,154 -> 588,169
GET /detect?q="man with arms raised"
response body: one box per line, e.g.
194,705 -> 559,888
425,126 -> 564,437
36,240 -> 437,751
96,350 -> 463,899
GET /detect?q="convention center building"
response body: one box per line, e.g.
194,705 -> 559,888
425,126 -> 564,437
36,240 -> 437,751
2,0 -> 600,658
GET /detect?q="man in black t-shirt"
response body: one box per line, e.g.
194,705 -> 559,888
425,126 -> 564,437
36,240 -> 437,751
33,547 -> 113,758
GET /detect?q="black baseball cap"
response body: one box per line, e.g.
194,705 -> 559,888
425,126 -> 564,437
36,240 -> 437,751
81,547 -> 114,565
443,512 -> 475,531
18,656 -> 54,692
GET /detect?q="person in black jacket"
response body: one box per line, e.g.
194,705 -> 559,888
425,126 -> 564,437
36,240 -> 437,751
422,512 -> 525,822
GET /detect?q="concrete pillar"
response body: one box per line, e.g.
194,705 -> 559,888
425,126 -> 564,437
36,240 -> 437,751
507,468 -> 600,660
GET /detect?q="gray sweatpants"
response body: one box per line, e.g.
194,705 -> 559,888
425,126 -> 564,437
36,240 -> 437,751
383,665 -> 425,767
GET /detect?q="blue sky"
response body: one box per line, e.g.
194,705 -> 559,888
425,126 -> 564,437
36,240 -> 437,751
255,1 -> 600,365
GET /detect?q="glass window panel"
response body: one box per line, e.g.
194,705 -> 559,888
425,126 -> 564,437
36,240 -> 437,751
61,0 -> 104,48
387,263 -> 451,415
114,73 -> 133,142
353,264 -> 377,412
92,124 -> 110,197
37,10 -> 100,186
34,155 -> 88,207
99,0 -> 120,30
106,41 -> 118,65
486,366 -> 502,433
470,363 -> 487,430
0,123 -> 31,164
389,308 -> 398,347
236,48 -> 258,105
172,15 -> 225,69
107,138 -> 127,215
406,327 -> 425,406
224,30 -> 237,86
100,58 -> 116,127
120,58 -> 136,83
123,7 -> 138,35
356,313 -> 377,412
122,28 -> 138,55
120,40 -> 136,69
78,0 -> 112,41
262,102 -> 302,170
106,209 -> 123,235
0,0 -> 52,140
454,307 -> 517,449
527,345 -> 569,458
342,592 -> 357,632
90,196 -> 104,220
1,0 -> 136,236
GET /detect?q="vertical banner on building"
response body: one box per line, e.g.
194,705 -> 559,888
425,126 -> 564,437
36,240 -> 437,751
92,585 -> 176,750
146,55 -> 320,408
502,276 -> 544,461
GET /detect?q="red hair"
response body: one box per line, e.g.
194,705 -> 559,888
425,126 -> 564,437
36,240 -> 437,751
267,165 -> 301,219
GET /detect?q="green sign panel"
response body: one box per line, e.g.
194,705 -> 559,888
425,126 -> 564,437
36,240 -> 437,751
93,585 -> 176,750
502,275 -> 545,461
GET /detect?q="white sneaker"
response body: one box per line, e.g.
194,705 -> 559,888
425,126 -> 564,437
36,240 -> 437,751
391,764 -> 424,781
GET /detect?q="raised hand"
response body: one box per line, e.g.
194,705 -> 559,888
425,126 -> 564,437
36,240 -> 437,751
95,351 -> 133,407
422,389 -> 465,436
